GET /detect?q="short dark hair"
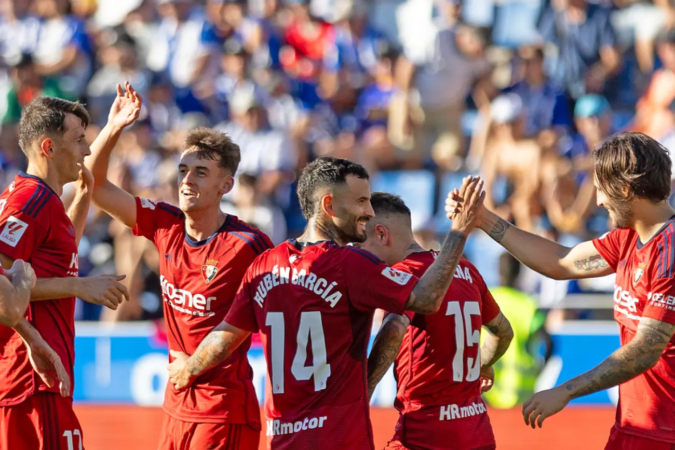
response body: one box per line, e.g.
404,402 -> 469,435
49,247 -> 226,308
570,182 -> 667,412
18,97 -> 90,155
370,192 -> 411,218
184,127 -> 241,175
593,132 -> 671,204
297,157 -> 370,220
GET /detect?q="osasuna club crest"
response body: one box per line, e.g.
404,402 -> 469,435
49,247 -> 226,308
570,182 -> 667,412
633,263 -> 646,286
201,259 -> 219,284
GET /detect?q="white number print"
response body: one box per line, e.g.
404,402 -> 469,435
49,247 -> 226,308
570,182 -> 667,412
266,311 -> 331,394
63,429 -> 83,450
446,301 -> 481,382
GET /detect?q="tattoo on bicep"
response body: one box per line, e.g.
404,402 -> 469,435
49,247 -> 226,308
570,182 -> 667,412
368,317 -> 409,392
488,218 -> 510,243
573,254 -> 608,272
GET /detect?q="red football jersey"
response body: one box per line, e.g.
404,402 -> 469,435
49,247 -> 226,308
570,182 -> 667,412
225,240 -> 418,450
593,223 -> 675,443
389,251 -> 500,450
133,197 -> 272,427
0,173 -> 79,405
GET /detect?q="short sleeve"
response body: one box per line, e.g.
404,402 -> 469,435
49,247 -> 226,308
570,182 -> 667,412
0,191 -> 49,262
343,248 -> 418,315
391,260 -> 418,321
592,229 -> 630,271
224,268 -> 259,333
132,197 -> 183,244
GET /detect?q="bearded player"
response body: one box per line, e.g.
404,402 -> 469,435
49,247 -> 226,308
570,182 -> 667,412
169,159 -> 486,449
362,192 -> 513,450
88,83 -> 272,449
448,132 -> 675,450
0,91 -> 141,450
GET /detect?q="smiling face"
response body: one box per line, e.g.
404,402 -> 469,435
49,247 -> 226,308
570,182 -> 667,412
177,150 -> 233,214
51,113 -> 90,184
326,175 -> 374,243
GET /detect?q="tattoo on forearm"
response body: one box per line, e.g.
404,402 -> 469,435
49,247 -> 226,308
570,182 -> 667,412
564,318 -> 675,399
410,231 -> 467,313
367,316 -> 409,398
573,254 -> 609,272
186,331 -> 232,378
488,218 -> 510,243
481,313 -> 513,367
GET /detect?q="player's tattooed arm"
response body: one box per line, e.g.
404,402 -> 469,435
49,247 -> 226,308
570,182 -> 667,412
572,254 -> 609,272
367,313 -> 410,399
170,321 -> 251,390
405,230 -> 467,314
487,217 -> 511,243
481,312 -> 514,367
523,317 -> 675,429
563,317 -> 675,399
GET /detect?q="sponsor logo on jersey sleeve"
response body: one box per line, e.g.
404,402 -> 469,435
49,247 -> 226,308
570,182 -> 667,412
201,259 -> 219,284
382,267 -> 413,285
140,198 -> 157,210
0,216 -> 28,247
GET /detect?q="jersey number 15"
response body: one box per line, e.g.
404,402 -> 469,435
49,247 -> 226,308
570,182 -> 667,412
446,301 -> 481,382
266,311 -> 332,394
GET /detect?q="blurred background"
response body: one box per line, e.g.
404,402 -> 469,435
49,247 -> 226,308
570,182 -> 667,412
0,0 -> 661,446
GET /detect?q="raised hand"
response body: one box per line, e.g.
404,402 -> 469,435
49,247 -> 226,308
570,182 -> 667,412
76,164 -> 94,191
447,176 -> 486,236
26,335 -> 70,397
76,275 -> 130,310
108,81 -> 142,130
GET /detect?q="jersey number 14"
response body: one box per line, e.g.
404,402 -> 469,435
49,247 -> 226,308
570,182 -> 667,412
266,311 -> 332,394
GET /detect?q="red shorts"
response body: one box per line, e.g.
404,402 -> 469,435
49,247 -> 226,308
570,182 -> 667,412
158,413 -> 260,450
0,391 -> 83,450
605,426 -> 675,450
386,396 -> 495,450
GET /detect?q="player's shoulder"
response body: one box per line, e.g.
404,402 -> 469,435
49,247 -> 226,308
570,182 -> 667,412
138,197 -> 184,220
3,173 -> 58,219
223,215 -> 273,257
338,244 -> 383,266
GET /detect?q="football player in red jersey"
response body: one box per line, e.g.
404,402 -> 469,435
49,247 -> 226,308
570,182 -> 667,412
168,158 -> 486,450
361,192 -> 513,450
447,132 -> 675,450
0,91 -> 142,450
88,83 -> 272,449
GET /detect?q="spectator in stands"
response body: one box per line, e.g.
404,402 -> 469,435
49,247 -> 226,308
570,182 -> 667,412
31,0 -> 93,99
392,0 -> 492,170
221,173 -> 288,244
88,30 -> 149,126
2,54 -> 63,124
632,29 -> 675,143
538,0 -> 621,100
218,86 -> 297,197
471,93 -> 541,231
505,46 -> 573,138
146,0 -> 221,112
611,0 -> 669,73
0,0 -> 39,67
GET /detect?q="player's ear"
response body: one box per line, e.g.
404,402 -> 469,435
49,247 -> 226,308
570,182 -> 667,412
375,224 -> 387,243
220,174 -> 234,196
320,195 -> 334,217
39,137 -> 54,158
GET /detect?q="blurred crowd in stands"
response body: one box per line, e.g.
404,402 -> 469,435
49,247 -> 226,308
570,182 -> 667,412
0,0 -> 670,321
